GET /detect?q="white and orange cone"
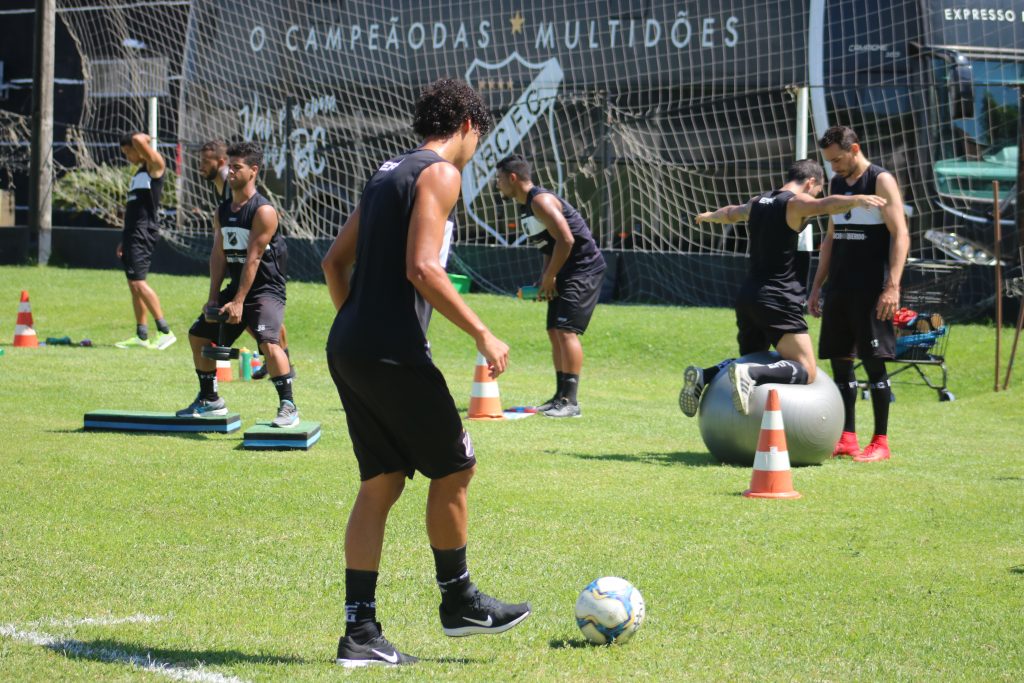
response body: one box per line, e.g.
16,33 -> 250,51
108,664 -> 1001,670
216,358 -> 234,383
468,352 -> 504,420
743,389 -> 801,499
13,290 -> 39,347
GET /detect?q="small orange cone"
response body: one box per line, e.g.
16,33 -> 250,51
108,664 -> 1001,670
743,389 -> 801,499
468,352 -> 503,420
13,290 -> 39,347
216,358 -> 234,382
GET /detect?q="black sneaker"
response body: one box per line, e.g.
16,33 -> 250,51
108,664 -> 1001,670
440,589 -> 531,637
678,365 -> 705,417
336,631 -> 418,668
542,398 -> 581,418
251,361 -> 268,380
534,394 -> 560,412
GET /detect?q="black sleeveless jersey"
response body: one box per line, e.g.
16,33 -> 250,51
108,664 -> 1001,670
738,190 -> 804,305
124,166 -> 163,235
327,148 -> 455,365
828,164 -> 892,291
520,186 -> 605,278
216,192 -> 287,302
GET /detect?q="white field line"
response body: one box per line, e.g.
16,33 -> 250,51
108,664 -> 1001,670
27,614 -> 166,629
0,619 -> 250,683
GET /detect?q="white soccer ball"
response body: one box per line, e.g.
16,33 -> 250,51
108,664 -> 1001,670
574,576 -> 645,645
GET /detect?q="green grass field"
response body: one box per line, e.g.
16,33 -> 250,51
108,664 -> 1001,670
1,265 -> 1022,682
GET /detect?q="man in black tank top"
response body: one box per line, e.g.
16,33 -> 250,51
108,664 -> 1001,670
177,142 -> 299,429
198,139 -> 290,378
114,132 -> 176,351
495,154 -> 606,419
322,79 -> 530,667
680,159 -> 886,416
811,126 -> 910,463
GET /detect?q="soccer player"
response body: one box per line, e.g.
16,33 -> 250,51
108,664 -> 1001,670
197,139 -> 290,379
681,159 -> 887,416
177,141 -> 297,428
494,153 -> 607,418
322,79 -> 530,668
114,132 -> 176,350
809,126 -> 910,462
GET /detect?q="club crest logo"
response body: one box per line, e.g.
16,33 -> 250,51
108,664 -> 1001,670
462,52 -> 564,245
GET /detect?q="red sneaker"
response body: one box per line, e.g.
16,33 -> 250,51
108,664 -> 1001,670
854,435 -> 891,463
832,431 -> 861,458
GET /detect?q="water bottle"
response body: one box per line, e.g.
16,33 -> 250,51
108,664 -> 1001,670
239,348 -> 253,381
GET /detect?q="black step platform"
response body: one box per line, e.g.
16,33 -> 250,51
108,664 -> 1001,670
243,420 -> 321,450
84,410 -> 242,433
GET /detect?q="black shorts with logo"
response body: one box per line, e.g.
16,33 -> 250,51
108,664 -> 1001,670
188,289 -> 285,346
121,226 -> 159,281
735,296 -> 809,355
818,288 -> 896,360
547,270 -> 605,334
327,353 -> 477,481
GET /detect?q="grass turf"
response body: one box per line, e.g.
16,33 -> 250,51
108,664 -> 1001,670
0,265 -> 1022,682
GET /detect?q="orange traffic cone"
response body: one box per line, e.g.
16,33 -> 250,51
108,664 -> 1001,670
216,358 -> 234,383
468,352 -> 503,420
743,389 -> 801,499
13,290 -> 39,347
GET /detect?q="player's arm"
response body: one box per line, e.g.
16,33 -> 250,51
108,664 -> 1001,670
221,204 -> 277,324
208,213 -> 227,306
875,173 -> 910,320
407,162 -> 508,377
531,193 -> 574,300
322,203 -> 361,311
787,193 -> 887,228
807,218 -> 834,318
695,199 -> 753,224
130,133 -> 165,180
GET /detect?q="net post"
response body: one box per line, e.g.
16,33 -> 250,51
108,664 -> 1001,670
148,96 -> 158,147
993,181 -> 1001,392
285,95 -> 295,212
28,0 -> 55,266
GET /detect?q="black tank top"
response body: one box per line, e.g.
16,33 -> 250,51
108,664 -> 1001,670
521,187 -> 606,278
216,192 -> 287,302
124,166 -> 163,235
739,190 -> 804,305
327,148 -> 455,365
828,164 -> 892,291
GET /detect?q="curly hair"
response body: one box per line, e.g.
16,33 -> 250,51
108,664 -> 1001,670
227,141 -> 264,171
413,78 -> 493,139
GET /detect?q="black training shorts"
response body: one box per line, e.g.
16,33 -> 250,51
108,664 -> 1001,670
188,289 -> 285,347
547,270 -> 605,334
818,288 -> 896,360
121,227 -> 159,281
735,295 -> 808,356
327,353 -> 477,481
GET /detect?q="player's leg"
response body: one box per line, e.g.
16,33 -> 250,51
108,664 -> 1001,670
116,238 -> 155,348
854,303 -> 896,463
817,291 -> 862,456
535,311 -> 563,411
543,273 -> 601,418
249,298 -> 297,427
130,278 -> 175,349
176,304 -> 238,417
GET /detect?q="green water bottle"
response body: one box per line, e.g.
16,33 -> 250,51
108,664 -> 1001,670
240,348 -> 253,381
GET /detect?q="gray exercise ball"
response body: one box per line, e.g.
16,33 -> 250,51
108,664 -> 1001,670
697,351 -> 843,467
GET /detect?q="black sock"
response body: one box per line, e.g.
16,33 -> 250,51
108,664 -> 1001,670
432,545 -> 473,608
555,371 -> 566,399
197,369 -> 218,401
746,360 -> 809,386
271,370 -> 295,403
863,359 -> 891,436
136,324 -> 148,341
155,318 -> 170,334
703,358 -> 735,386
344,568 -> 379,640
831,359 -> 857,433
562,373 -> 579,403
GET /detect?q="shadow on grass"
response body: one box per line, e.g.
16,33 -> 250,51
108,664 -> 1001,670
548,637 -> 593,649
427,655 -> 491,664
56,428 -> 217,441
1009,565 -> 1024,575
564,451 -> 719,467
47,636 -> 307,667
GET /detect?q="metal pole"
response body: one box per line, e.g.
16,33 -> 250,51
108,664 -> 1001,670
993,181 -> 1001,392
284,96 -> 294,212
148,96 -> 158,148
795,86 -> 813,253
28,0 -> 55,265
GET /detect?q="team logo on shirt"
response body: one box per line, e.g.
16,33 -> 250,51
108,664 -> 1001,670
461,52 -> 564,245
